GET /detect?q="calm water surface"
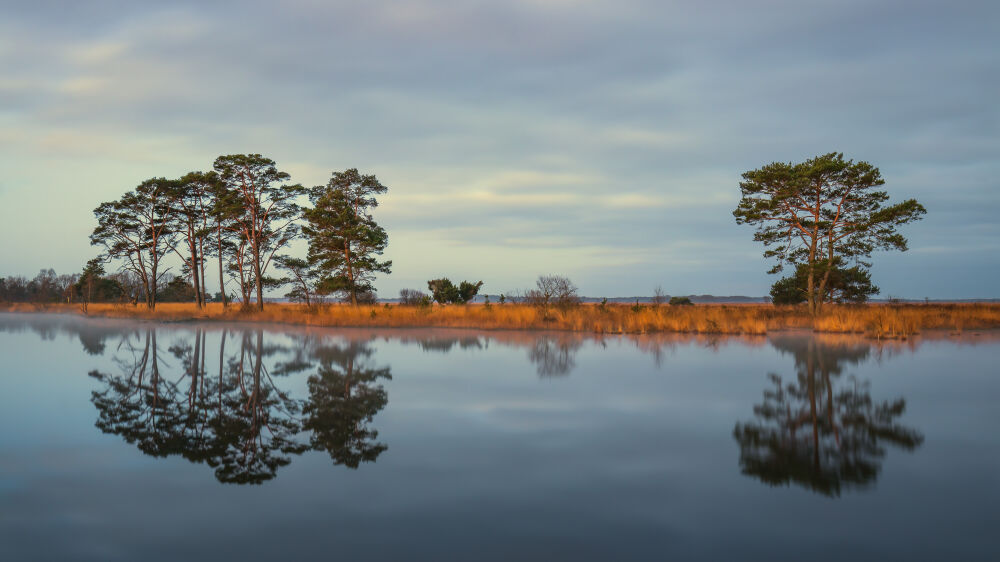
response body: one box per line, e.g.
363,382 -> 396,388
1,313 -> 998,561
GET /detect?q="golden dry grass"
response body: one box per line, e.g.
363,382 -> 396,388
3,301 -> 998,337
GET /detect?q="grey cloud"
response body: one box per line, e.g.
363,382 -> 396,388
0,0 -> 997,297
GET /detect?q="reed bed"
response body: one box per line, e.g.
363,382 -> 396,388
3,302 -> 997,337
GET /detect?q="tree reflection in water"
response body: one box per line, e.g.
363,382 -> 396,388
733,335 -> 924,497
301,339 -> 390,468
88,328 -> 390,484
528,335 -> 582,377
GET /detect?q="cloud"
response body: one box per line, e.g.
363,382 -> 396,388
0,0 -> 997,297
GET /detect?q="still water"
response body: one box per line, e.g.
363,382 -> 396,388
1,313 -> 998,561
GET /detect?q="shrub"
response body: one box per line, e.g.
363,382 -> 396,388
355,290 -> 378,305
669,296 -> 693,306
525,275 -> 581,311
427,278 -> 483,304
399,288 -> 431,306
652,286 -> 667,307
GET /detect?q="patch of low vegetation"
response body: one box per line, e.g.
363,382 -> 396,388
8,301 -> 996,338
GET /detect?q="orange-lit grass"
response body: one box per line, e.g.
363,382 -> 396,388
4,301 -> 998,336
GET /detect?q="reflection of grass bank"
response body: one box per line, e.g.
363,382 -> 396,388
2,302 -> 998,337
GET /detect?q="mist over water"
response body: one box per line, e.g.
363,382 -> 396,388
1,314 -> 998,561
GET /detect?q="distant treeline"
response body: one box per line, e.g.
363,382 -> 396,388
0,268 -> 213,305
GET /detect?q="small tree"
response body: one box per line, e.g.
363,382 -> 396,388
458,281 -> 484,303
399,288 -> 431,307
652,286 -> 667,307
525,275 -> 580,317
78,258 -> 105,313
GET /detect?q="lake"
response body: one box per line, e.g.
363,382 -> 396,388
1,313 -> 998,561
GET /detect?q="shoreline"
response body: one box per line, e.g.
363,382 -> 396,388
3,302 -> 999,338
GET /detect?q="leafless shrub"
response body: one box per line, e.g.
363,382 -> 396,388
524,275 -> 581,315
652,285 -> 667,307
399,288 -> 431,307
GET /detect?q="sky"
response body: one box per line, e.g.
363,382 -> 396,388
0,0 -> 997,299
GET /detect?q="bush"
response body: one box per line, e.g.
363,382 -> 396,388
769,276 -> 805,305
524,275 -> 581,311
652,286 -> 667,307
399,288 -> 431,306
669,296 -> 693,306
354,290 -> 378,305
427,278 -> 483,304
770,261 -> 879,305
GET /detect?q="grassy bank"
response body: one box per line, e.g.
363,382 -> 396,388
2,302 -> 998,337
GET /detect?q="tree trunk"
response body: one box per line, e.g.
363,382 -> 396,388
217,223 -> 228,309
806,245 -> 817,316
198,224 -> 207,308
343,241 -> 357,306
253,242 -> 264,311
189,238 -> 202,309
149,258 -> 157,311
816,244 -> 835,313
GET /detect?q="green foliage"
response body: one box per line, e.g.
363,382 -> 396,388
91,177 -> 178,309
156,276 -> 197,302
275,256 -> 319,307
302,169 -> 391,306
459,280 -> 484,303
75,258 -> 121,309
734,152 -> 925,314
214,154 -> 305,310
167,171 -> 220,308
669,296 -> 693,306
427,278 -> 483,304
770,261 -> 879,305
769,276 -> 806,305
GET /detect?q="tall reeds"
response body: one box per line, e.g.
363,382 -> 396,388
3,302 -> 998,336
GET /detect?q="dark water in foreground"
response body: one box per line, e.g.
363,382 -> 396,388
0,313 -> 998,561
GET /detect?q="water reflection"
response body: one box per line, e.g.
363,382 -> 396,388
733,335 -> 925,497
89,329 -> 310,484
87,327 -> 390,484
293,336 -> 391,468
2,314 -> 980,492
528,335 -> 582,377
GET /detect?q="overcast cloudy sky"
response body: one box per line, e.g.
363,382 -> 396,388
1,0 -> 997,298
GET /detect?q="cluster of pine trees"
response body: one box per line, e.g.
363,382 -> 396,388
87,154 -> 391,310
